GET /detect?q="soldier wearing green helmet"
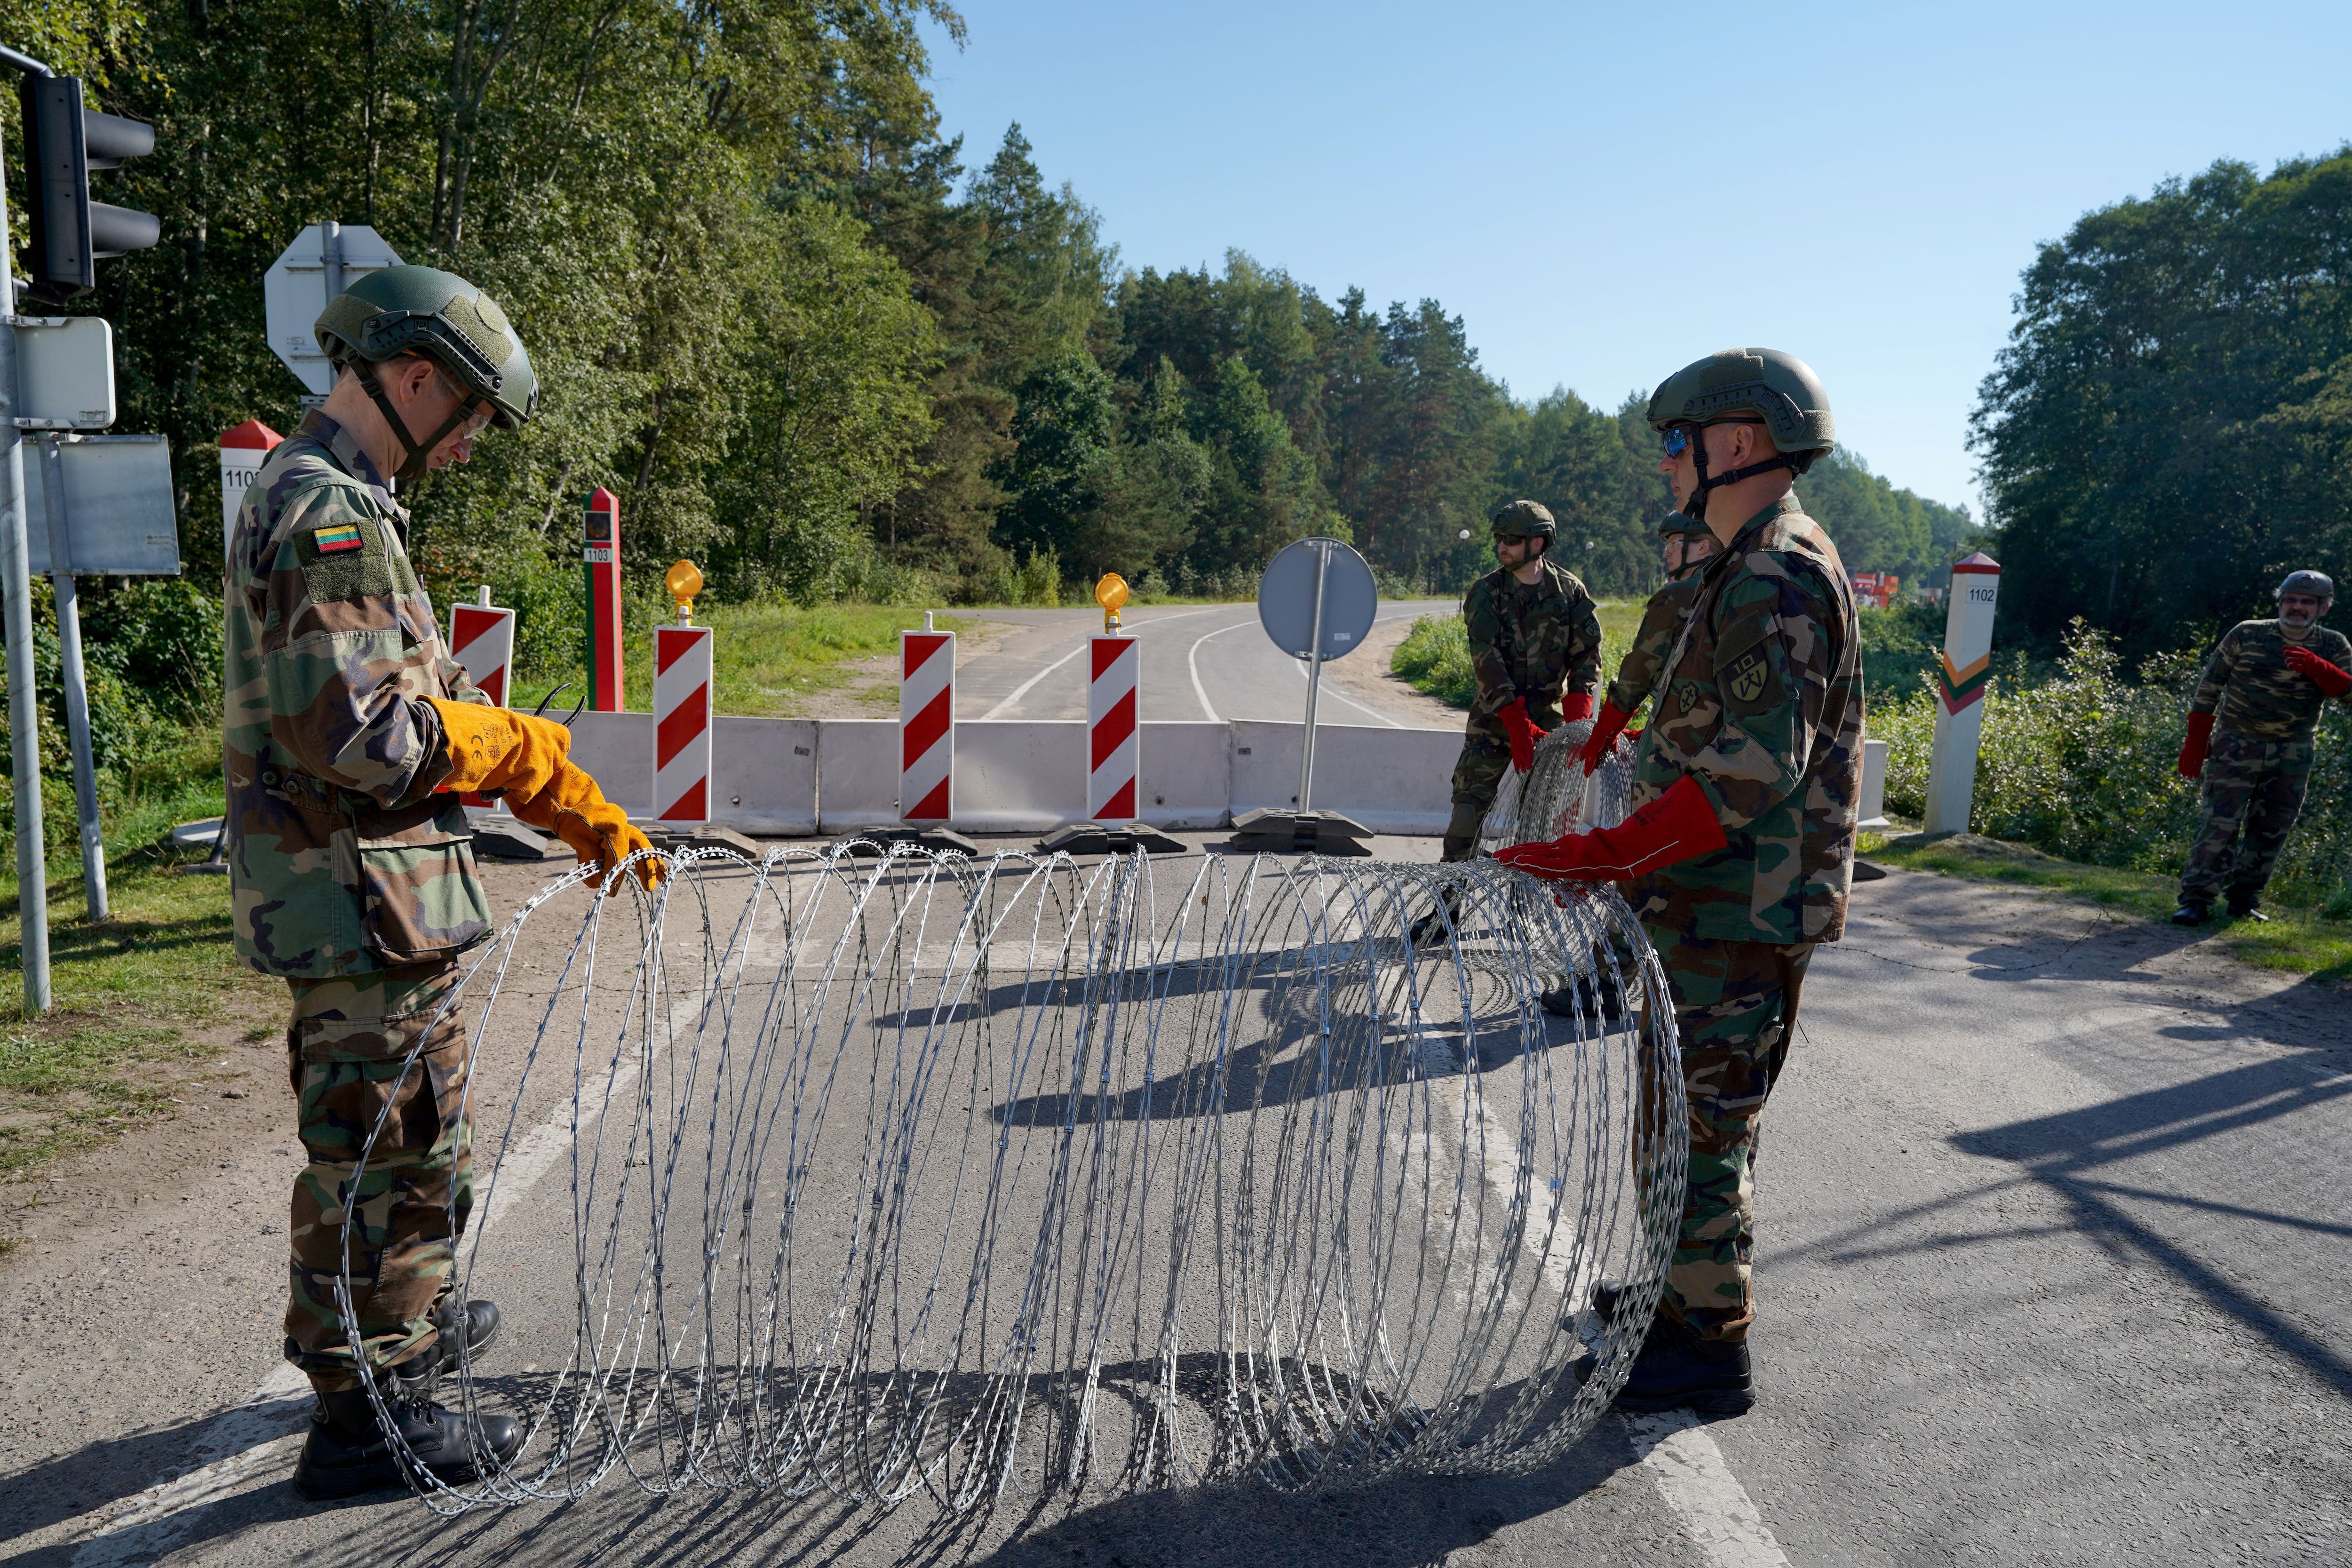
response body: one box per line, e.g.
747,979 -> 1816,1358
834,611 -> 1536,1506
222,263 -> 651,1499
1497,348 -> 1863,1417
1430,499 -> 1604,867
1577,512 -> 1721,773
2171,569 -> 2351,924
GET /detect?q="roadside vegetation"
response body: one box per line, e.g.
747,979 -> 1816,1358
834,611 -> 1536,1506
1390,602 -> 1644,709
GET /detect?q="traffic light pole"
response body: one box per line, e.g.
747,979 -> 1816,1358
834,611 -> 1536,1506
0,109 -> 53,1011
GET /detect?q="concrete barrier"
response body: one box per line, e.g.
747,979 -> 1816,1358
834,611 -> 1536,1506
1228,719 -> 1459,835
567,711 -> 1460,838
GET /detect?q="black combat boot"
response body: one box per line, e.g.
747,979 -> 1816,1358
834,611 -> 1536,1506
1540,972 -> 1625,1024
2225,896 -> 2268,923
1608,1315 -> 1753,1416
2170,899 -> 2210,926
293,1355 -> 522,1500
430,1297 -> 502,1369
1409,887 -> 1463,947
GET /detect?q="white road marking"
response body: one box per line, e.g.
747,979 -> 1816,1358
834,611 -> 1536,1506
1186,618 -> 1254,721
1622,1410 -> 1794,1567
1285,653 -> 1405,727
977,606 -> 1224,720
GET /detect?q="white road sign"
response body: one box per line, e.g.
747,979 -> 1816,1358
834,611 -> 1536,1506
262,222 -> 403,395
11,316 -> 116,429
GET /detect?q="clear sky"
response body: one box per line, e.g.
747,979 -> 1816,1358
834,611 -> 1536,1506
917,0 -> 2352,517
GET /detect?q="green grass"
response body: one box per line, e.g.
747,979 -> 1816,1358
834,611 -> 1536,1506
512,603 -> 980,717
1860,828 -> 2352,982
1391,599 -> 1644,710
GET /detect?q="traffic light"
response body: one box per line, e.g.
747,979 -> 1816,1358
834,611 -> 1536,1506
18,74 -> 159,303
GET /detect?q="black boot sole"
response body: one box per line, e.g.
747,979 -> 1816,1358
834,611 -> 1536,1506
1614,1381 -> 1755,1416
293,1452 -> 494,1501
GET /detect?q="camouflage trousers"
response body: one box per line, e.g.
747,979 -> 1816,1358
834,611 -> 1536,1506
283,963 -> 474,1394
1641,926 -> 1813,1344
1444,732 -> 1515,861
2180,732 -> 2314,907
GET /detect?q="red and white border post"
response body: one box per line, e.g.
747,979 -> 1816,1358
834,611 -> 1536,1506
1924,551 -> 2001,835
1087,634 -> 1140,821
449,586 -> 517,810
653,562 -> 713,824
219,420 -> 283,562
900,616 -> 954,824
584,487 -> 625,713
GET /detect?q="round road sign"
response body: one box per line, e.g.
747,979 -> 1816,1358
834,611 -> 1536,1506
1257,536 -> 1377,662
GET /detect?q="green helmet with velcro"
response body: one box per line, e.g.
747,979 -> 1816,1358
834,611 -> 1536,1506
314,265 -> 539,484
1658,510 -> 1711,538
1488,499 -> 1556,540
1648,348 -> 1835,521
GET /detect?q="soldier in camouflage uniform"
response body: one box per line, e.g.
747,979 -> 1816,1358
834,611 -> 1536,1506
1438,500 -> 1604,861
1578,511 -> 1719,773
227,265 -> 654,1499
2172,570 -> 2351,924
1499,349 -> 1861,1417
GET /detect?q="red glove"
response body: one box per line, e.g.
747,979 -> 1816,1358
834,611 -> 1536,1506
1562,691 -> 1597,724
1499,697 -> 1543,773
1492,774 -> 1729,883
2177,711 -> 2214,779
2284,645 -> 2352,698
1578,702 -> 1634,775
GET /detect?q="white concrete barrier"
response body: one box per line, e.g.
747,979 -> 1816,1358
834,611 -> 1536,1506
1858,736 -> 1891,832
1229,719 -> 1459,835
568,712 -> 1461,839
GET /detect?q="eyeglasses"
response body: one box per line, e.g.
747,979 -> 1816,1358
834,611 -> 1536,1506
1660,416 -> 1767,458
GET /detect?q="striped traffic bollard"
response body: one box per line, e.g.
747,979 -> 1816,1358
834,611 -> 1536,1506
449,586 -> 516,810
1088,634 -> 1140,821
900,621 -> 955,824
653,560 -> 713,824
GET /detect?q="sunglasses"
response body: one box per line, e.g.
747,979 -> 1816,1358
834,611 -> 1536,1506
1660,416 -> 1767,458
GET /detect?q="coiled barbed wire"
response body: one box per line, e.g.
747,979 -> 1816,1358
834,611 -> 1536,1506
1478,717 -> 1638,855
338,845 -> 1686,1516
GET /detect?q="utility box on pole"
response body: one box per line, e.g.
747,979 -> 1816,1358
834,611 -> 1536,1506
584,487 -> 624,711
1924,551 -> 2002,835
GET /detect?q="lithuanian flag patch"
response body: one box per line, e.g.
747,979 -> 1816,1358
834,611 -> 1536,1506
313,523 -> 366,554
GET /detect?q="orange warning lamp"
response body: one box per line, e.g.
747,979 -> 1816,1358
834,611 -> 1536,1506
667,558 -> 704,624
1096,572 -> 1128,634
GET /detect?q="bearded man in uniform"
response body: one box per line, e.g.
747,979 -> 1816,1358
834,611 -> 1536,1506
226,265 -> 658,1497
1578,510 -> 1720,775
1497,349 -> 1863,1416
2172,570 -> 2351,925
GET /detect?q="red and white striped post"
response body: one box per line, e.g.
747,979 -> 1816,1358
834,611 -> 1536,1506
219,420 -> 283,562
449,586 -> 517,810
1088,635 -> 1139,821
900,616 -> 954,824
584,487 -> 625,713
653,560 -> 712,824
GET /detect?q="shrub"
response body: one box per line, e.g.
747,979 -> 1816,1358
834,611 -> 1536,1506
1391,614 -> 1479,708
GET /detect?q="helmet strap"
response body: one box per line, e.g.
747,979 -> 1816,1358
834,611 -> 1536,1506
355,358 -> 482,492
1689,453 -> 1801,521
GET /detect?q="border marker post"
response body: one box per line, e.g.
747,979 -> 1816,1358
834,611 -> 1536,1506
1924,551 -> 2002,835
583,487 -> 623,712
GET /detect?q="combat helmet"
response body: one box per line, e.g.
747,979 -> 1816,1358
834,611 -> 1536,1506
1648,348 -> 1834,521
1489,499 -> 1556,541
2276,569 -> 2336,604
315,265 -> 539,485
1657,510 -> 1711,538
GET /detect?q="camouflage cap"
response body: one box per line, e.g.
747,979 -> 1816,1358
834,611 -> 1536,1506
2278,570 -> 2336,602
1489,499 -> 1556,539
1658,510 -> 1712,538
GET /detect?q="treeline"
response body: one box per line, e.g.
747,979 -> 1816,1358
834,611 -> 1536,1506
12,0 -> 1971,621
1976,145 -> 2352,659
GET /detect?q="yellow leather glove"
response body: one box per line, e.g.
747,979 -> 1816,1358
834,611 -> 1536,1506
508,761 -> 662,892
426,697 -> 573,798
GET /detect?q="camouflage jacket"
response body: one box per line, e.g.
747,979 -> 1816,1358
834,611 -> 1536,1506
2190,619 -> 2352,741
1605,573 -> 1706,716
1461,559 -> 1603,734
223,413 -> 493,979
1624,494 -> 1865,945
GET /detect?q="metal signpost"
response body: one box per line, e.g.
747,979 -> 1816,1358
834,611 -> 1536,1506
263,223 -> 402,397
1228,536 -> 1379,854
0,175 -> 46,1010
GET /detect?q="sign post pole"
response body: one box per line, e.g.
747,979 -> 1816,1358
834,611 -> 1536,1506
0,126 -> 51,1009
1924,551 -> 2002,835
1224,535 -> 1378,857
1296,540 -> 1330,814
40,438 -> 104,921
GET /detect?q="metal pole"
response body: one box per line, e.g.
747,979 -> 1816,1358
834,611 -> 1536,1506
0,125 -> 51,1011
1296,539 -> 1329,815
43,439 -> 105,921
320,219 -> 344,302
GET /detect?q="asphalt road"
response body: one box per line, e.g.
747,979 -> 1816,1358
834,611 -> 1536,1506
3,846 -> 2348,1566
952,602 -> 1458,727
